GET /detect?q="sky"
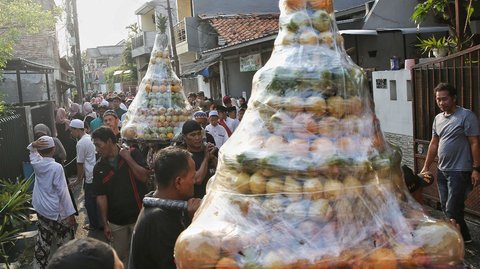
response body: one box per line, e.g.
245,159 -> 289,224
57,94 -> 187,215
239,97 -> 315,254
76,0 -> 146,49
55,0 -> 148,55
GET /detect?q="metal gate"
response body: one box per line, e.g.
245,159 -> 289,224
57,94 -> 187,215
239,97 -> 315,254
412,44 -> 480,217
0,111 -> 29,180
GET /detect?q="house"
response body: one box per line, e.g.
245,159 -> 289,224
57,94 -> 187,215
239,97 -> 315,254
84,43 -> 125,93
173,0 -> 454,101
336,0 -> 449,70
171,0 -> 279,100
132,0 -> 178,81
1,0 -> 69,106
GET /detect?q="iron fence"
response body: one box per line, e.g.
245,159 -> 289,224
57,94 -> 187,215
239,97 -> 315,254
412,44 -> 480,217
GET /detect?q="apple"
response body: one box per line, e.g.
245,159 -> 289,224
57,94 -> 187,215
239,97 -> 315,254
323,179 -> 344,199
299,28 -> 318,45
326,95 -> 345,118
303,177 -> 323,200
266,177 -> 284,194
319,32 -> 334,47
232,172 -> 250,193
305,95 -> 327,115
311,10 -> 331,32
249,172 -> 266,194
308,199 -> 333,222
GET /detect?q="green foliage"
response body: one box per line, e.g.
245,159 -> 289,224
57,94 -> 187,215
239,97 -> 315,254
416,35 -> 454,54
411,0 -> 475,50
156,14 -> 168,34
104,65 -> 137,90
0,0 -> 60,69
122,39 -> 134,66
0,177 -> 33,265
126,22 -> 139,36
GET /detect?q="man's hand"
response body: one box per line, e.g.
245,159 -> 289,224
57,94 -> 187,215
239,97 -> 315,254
187,198 -> 202,219
206,143 -> 217,159
32,137 -> 51,149
103,223 -> 113,242
119,145 -> 132,159
65,215 -> 77,227
472,170 -> 480,188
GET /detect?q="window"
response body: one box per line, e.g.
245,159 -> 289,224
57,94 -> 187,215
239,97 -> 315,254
389,80 -> 397,100
406,80 -> 413,101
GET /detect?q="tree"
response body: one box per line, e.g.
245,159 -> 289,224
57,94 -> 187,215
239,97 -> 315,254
412,0 -> 475,50
0,0 -> 59,69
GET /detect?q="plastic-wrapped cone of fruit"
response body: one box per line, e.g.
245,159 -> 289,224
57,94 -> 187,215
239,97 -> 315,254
121,16 -> 192,143
174,0 -> 464,268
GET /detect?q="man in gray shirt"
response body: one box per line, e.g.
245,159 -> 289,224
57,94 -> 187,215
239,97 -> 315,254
421,83 -> 480,244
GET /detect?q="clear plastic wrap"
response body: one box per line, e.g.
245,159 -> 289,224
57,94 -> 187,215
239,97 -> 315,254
121,31 -> 192,143
174,0 -> 465,268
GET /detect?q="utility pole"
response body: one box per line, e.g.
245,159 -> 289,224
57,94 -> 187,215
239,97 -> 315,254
71,0 -> 84,102
166,0 -> 180,75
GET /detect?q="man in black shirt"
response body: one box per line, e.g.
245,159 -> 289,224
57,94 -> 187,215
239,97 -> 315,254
91,127 -> 150,265
181,120 -> 218,198
129,147 -> 201,269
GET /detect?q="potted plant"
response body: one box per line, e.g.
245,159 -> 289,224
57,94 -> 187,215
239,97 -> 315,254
0,177 -> 34,267
416,35 -> 454,58
412,0 -> 475,51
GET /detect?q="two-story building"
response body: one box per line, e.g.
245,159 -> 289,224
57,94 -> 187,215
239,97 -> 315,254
172,0 -> 450,101
132,0 -> 178,81
1,0 -> 71,106
84,43 -> 124,93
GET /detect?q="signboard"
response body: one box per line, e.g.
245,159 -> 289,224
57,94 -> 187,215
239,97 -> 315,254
240,54 -> 262,72
376,79 -> 387,89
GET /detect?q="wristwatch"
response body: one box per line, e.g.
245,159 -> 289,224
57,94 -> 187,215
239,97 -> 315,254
473,166 -> 480,172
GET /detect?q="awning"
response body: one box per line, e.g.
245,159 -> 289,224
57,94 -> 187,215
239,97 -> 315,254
339,29 -> 377,35
2,58 -> 55,105
378,26 -> 449,34
339,26 -> 449,36
139,63 -> 149,72
56,79 -> 76,93
3,58 -> 54,74
181,53 -> 221,77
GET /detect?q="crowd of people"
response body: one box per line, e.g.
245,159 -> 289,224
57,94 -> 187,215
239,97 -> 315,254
27,90 -> 248,269
27,83 -> 479,269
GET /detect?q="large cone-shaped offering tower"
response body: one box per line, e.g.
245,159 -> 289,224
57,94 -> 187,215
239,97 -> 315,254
175,0 -> 464,268
121,27 -> 192,143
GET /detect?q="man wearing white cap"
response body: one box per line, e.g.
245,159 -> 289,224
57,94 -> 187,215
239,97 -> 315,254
205,110 -> 228,149
69,119 -> 99,231
28,136 -> 76,269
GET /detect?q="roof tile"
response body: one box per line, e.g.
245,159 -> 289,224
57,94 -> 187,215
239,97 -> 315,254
209,14 -> 279,46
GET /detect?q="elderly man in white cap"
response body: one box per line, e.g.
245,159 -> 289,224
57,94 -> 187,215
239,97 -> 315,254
205,110 -> 228,149
28,136 -> 77,269
69,119 -> 99,231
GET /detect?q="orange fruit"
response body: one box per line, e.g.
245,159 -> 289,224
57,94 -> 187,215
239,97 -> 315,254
282,0 -> 307,12
308,0 -> 333,12
215,257 -> 239,269
363,248 -> 398,269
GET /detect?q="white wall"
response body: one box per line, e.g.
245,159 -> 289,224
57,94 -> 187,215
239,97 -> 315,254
372,70 -> 413,136
196,75 -> 211,98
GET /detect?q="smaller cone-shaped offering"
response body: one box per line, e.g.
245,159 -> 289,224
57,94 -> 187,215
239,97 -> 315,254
121,30 -> 192,143
174,0 -> 465,268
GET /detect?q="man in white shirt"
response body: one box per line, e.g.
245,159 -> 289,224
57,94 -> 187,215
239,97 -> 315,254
226,106 -> 239,133
205,110 -> 228,149
69,119 -> 99,230
28,136 -> 76,269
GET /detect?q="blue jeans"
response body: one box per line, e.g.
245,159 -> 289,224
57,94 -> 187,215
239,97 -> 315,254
84,182 -> 100,229
437,170 -> 473,240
